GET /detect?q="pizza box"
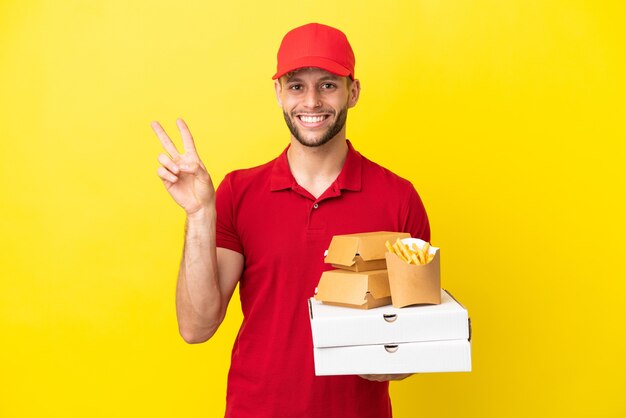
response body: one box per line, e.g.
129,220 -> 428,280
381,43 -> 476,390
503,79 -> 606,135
313,339 -> 472,375
309,289 -> 469,348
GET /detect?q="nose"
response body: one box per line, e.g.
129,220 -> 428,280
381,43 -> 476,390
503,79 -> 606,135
303,88 -> 322,109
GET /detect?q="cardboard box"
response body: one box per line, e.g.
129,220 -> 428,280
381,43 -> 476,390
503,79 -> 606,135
315,269 -> 391,309
313,339 -> 472,375
309,289 -> 469,347
324,231 -> 411,271
309,289 -> 472,375
386,238 -> 441,307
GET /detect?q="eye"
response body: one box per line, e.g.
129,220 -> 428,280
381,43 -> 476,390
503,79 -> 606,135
321,83 -> 336,89
288,84 -> 302,91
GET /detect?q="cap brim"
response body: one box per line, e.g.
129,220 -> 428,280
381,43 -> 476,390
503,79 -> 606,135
272,56 -> 352,80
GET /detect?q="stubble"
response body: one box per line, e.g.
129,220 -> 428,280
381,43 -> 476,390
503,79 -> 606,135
282,105 -> 349,148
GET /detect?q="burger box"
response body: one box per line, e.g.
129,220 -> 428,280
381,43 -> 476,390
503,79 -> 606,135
324,231 -> 411,272
308,289 -> 471,375
387,238 -> 442,307
315,269 -> 391,309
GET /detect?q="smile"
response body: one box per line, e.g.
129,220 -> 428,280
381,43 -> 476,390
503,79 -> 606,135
297,114 -> 329,123
296,113 -> 330,128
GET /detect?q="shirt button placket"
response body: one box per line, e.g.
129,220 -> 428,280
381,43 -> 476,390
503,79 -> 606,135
307,201 -> 323,232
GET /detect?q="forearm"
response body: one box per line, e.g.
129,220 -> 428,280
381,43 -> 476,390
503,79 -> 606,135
176,207 -> 222,343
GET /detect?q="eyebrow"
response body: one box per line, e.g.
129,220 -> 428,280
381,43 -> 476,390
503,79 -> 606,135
285,74 -> 342,83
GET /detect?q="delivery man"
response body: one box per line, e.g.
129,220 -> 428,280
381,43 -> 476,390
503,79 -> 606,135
152,23 -> 430,418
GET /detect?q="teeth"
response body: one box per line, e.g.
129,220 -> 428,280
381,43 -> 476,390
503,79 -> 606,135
299,115 -> 326,123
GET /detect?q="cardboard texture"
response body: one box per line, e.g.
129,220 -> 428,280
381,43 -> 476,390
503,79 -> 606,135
315,269 -> 391,309
313,339 -> 472,375
309,289 -> 469,348
324,231 -> 411,271
386,238 -> 441,307
309,288 -> 472,375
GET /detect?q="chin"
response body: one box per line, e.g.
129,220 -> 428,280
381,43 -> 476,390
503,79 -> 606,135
294,133 -> 336,148
283,107 -> 348,149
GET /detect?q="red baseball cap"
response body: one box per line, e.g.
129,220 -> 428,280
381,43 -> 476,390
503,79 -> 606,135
272,23 -> 355,80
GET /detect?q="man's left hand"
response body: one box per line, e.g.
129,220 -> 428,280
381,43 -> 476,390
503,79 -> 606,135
358,374 -> 413,382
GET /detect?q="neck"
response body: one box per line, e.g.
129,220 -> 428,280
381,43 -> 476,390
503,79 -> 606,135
287,134 -> 349,199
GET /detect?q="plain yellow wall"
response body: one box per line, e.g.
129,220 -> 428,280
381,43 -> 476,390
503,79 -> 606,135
1,1 -> 624,417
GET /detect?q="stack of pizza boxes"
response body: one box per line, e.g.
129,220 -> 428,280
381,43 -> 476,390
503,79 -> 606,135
310,231 -> 472,375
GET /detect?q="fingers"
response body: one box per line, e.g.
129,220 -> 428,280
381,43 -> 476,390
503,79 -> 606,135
358,373 -> 413,382
157,154 -> 210,186
158,153 -> 180,175
151,121 -> 181,159
157,166 -> 178,184
177,161 -> 212,184
359,374 -> 385,382
177,161 -> 198,173
389,373 -> 412,381
176,118 -> 197,155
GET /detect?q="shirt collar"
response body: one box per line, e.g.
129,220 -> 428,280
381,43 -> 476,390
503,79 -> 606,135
270,140 -> 362,192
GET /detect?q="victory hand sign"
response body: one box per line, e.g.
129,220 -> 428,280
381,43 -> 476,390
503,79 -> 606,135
152,119 -> 214,216
152,118 -> 239,344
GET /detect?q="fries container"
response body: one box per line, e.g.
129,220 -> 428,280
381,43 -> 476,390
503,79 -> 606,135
386,238 -> 441,307
308,289 -> 472,375
315,269 -> 391,309
324,231 -> 411,272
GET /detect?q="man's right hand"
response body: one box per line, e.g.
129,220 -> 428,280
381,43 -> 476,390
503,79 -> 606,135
152,118 -> 214,216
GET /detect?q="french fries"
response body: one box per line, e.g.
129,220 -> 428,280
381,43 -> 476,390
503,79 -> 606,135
386,239 -> 434,265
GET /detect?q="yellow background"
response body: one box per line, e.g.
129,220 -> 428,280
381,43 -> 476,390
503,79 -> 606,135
1,0 -> 624,417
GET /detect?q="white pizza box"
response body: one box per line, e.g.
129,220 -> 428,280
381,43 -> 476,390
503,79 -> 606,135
313,339 -> 472,375
309,289 -> 469,348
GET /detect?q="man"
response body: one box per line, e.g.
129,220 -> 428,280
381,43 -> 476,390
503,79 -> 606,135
152,23 -> 430,418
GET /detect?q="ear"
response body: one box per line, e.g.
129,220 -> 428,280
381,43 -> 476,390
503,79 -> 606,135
274,80 -> 283,107
348,79 -> 361,108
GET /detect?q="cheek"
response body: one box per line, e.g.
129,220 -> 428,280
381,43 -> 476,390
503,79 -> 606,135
280,95 -> 295,109
277,93 -> 288,107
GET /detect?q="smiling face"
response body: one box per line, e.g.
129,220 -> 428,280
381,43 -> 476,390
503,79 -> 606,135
275,67 -> 360,147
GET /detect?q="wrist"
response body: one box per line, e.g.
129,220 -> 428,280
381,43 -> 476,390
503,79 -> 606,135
186,206 -> 216,223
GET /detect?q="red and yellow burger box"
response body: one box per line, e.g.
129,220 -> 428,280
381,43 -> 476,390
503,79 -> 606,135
308,289 -> 472,375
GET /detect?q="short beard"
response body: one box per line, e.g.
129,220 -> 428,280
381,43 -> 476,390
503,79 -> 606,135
283,105 -> 348,148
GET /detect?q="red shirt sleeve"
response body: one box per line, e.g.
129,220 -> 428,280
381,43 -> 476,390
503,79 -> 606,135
215,173 -> 244,254
402,183 -> 431,242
